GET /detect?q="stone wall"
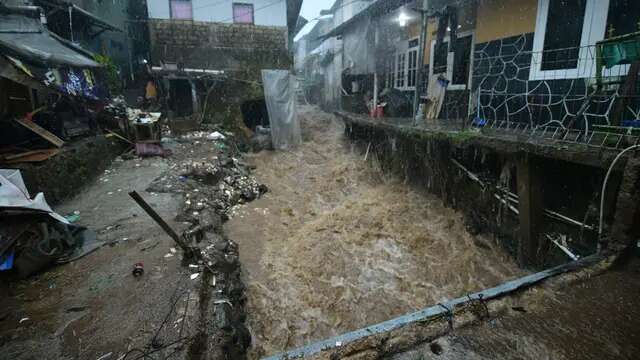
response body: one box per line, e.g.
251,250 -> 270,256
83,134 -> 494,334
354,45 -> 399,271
18,136 -> 126,205
338,113 -> 633,269
148,19 -> 291,76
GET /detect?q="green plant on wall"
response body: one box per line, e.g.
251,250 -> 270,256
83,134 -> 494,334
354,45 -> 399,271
94,54 -> 122,96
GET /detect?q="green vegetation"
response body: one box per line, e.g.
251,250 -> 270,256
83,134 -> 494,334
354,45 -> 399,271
94,54 -> 122,96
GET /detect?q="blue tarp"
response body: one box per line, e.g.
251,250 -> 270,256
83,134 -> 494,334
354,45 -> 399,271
0,250 -> 14,271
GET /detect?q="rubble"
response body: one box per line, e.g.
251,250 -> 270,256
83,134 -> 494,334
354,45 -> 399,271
147,133 -> 268,220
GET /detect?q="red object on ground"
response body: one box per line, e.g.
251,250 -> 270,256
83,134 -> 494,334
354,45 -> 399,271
133,262 -> 144,277
135,143 -> 172,157
370,105 -> 384,118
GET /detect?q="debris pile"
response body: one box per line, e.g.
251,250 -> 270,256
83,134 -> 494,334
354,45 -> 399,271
147,144 -> 267,220
0,170 -> 101,278
102,96 -> 128,120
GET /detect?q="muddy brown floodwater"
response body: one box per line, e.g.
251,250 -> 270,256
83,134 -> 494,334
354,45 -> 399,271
225,107 -> 525,358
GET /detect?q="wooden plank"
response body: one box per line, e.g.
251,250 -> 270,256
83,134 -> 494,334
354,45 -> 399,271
14,118 -> 65,148
2,149 -> 60,163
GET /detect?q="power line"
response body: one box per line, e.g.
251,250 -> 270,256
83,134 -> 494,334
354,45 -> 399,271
193,0 -> 232,10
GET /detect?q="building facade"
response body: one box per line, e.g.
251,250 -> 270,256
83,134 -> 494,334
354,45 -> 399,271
29,0 -> 149,86
317,0 -> 640,130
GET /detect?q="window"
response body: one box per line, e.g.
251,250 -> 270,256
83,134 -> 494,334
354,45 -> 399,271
433,42 -> 448,74
385,57 -> 395,89
233,3 -> 254,24
407,49 -> 418,88
452,36 -> 472,85
389,39 -> 420,91
396,53 -> 406,88
606,0 -> 640,38
170,0 -> 192,20
429,33 -> 474,90
530,0 -> 611,80
540,0 -> 587,71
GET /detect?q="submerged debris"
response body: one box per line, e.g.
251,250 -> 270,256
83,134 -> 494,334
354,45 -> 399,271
147,134 -> 268,219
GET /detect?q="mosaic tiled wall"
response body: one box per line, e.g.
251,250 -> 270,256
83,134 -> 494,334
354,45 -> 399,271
471,33 -> 640,128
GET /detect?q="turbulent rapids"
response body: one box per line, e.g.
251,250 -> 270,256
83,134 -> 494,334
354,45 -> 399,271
225,107 -> 524,358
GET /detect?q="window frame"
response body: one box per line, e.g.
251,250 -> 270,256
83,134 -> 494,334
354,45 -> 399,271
169,0 -> 193,20
529,0 -> 611,80
395,52 -> 406,88
389,37 -> 420,91
407,47 -> 419,88
232,2 -> 255,25
429,31 -> 475,91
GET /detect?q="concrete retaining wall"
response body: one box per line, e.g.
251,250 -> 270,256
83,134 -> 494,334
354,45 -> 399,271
339,113 -> 636,268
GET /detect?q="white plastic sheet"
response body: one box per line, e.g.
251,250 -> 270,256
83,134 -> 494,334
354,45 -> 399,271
261,70 -> 301,150
0,169 -> 69,224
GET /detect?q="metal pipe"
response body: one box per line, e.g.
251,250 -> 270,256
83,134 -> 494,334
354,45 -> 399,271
546,234 -> 580,261
453,159 -> 595,230
264,253 -> 605,360
598,144 -> 640,250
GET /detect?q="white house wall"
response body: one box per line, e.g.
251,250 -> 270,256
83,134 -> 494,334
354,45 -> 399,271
147,0 -> 287,27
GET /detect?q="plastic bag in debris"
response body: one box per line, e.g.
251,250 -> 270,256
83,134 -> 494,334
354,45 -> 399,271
261,70 -> 301,150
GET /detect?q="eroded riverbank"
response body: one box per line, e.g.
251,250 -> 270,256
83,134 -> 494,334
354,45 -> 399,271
225,107 -> 525,358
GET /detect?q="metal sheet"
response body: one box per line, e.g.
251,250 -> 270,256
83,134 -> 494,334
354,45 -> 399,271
0,13 -> 99,68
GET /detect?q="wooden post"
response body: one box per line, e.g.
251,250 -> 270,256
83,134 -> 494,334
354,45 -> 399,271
516,153 -> 544,267
129,191 -> 193,256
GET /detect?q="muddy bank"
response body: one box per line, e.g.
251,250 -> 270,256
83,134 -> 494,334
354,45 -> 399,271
225,107 -> 524,358
387,257 -> 640,360
0,128 -> 263,360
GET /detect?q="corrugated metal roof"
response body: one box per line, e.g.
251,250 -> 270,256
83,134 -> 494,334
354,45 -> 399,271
0,13 -> 100,68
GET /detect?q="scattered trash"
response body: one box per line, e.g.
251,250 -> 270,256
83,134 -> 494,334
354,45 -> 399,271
19,317 -> 29,324
170,247 -> 177,254
65,306 -> 88,313
207,131 -> 226,140
335,341 -> 342,347
96,352 -> 113,360
132,262 -> 144,277
65,211 -> 81,223
190,273 -> 200,280
164,253 -> 174,258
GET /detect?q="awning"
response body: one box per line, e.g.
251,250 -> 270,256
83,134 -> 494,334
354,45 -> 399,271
0,13 -> 100,68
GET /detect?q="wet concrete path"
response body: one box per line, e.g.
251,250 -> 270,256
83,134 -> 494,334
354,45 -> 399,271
224,107 -> 525,358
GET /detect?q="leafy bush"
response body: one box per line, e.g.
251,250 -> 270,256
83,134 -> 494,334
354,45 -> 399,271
94,54 -> 122,96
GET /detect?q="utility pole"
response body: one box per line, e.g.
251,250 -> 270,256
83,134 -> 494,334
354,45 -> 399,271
412,0 -> 429,122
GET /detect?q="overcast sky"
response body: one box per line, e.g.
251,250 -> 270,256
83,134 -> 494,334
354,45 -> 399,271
300,1 -> 332,21
295,1 -> 335,41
